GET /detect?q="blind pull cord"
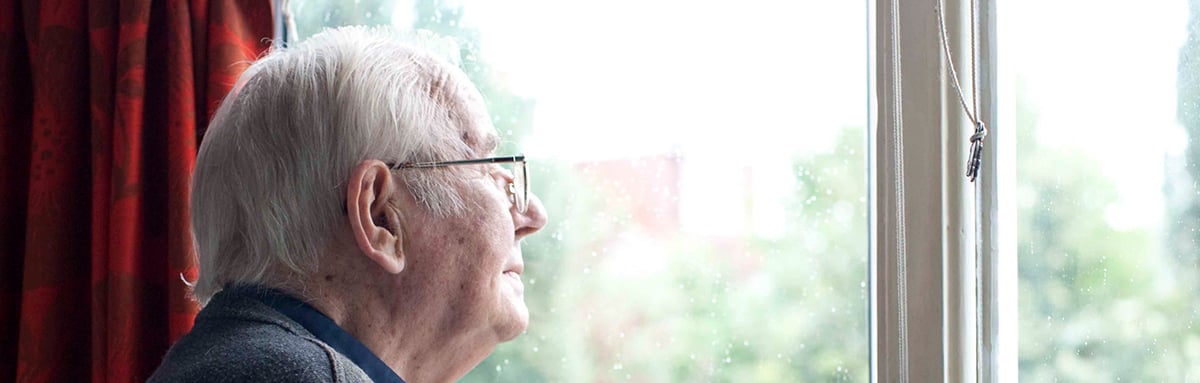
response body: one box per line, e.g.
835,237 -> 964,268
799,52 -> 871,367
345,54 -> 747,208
888,0 -> 911,381
936,0 -> 988,183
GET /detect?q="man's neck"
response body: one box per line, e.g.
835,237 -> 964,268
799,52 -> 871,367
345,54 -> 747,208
297,274 -> 498,383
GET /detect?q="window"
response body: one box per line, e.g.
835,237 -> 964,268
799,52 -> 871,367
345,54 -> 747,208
286,0 -> 871,381
1008,0 -> 1200,380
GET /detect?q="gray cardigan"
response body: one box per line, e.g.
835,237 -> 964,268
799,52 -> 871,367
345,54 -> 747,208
148,289 -> 372,383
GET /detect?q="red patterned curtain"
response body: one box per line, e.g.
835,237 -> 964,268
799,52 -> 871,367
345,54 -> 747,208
0,0 -> 272,381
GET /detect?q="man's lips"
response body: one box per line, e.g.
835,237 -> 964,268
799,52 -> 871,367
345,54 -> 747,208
504,270 -> 521,281
504,266 -> 524,294
504,261 -> 524,276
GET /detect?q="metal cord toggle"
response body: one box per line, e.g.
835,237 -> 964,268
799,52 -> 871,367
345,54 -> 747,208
966,121 -> 987,182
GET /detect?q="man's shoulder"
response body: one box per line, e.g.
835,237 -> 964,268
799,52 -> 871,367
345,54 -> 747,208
148,291 -> 365,383
148,322 -> 327,381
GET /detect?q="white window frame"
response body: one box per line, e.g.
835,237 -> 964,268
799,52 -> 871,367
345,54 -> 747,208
871,0 -> 1010,382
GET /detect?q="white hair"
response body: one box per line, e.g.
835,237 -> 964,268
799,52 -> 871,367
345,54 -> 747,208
190,26 -> 482,304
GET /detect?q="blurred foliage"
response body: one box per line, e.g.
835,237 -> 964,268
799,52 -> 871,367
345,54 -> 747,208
292,1 -> 869,382
473,126 -> 869,383
463,125 -> 869,383
1016,88 -> 1177,381
1017,0 -> 1200,374
1172,0 -> 1200,274
290,0 -> 397,41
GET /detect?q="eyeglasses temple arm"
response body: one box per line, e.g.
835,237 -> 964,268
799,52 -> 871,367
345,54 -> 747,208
393,155 -> 526,169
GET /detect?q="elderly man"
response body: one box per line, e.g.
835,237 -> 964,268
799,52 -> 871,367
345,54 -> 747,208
149,27 -> 547,383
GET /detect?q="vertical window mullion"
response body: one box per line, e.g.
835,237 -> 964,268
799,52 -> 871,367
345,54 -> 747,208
873,0 -> 989,381
977,0 -> 1012,381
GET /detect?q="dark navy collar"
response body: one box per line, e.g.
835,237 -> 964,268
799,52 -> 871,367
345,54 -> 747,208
229,285 -> 407,383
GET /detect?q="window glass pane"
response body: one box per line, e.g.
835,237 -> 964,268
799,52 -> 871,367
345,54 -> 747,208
290,1 -> 869,381
1012,0 -> 1200,380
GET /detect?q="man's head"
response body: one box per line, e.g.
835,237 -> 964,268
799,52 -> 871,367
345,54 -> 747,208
190,26 -> 546,345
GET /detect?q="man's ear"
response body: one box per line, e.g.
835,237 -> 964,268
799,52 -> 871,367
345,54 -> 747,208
346,160 -> 406,274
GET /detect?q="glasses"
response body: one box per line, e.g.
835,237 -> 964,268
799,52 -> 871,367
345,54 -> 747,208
389,155 -> 529,213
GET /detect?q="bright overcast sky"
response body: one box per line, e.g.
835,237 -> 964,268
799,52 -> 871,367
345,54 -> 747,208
441,0 -> 869,162
1008,0 -> 1189,230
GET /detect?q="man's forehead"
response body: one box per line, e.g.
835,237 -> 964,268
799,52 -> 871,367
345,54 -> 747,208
438,73 -> 498,157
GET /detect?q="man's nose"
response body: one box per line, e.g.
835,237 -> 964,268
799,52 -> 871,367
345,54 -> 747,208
515,193 -> 548,241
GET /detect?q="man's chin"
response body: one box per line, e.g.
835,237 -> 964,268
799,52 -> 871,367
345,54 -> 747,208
497,304 -> 529,341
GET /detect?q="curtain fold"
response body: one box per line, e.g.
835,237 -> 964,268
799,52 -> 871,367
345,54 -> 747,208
0,1 -> 272,381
